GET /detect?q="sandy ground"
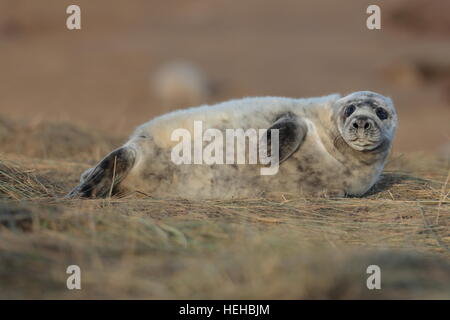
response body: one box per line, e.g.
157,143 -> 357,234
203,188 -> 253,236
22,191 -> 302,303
0,0 -> 449,153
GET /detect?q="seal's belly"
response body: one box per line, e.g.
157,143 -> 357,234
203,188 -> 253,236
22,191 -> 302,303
263,137 -> 349,196
126,138 -> 354,199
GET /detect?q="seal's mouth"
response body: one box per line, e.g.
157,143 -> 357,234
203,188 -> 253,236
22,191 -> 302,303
352,139 -> 379,148
349,138 -> 376,145
348,136 -> 381,144
346,136 -> 384,151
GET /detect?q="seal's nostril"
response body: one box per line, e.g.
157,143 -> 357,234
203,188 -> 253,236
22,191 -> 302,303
353,122 -> 359,129
364,122 -> 370,130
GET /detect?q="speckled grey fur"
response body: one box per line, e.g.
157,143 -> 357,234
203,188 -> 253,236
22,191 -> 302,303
68,91 -> 397,199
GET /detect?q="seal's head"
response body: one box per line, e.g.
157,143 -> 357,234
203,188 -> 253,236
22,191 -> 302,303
335,91 -> 397,152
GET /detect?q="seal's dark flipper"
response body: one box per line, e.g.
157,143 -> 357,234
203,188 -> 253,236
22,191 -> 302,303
263,112 -> 308,164
66,147 -> 136,199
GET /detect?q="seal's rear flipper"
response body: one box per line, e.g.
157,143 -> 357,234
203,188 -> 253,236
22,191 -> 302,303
66,147 -> 136,199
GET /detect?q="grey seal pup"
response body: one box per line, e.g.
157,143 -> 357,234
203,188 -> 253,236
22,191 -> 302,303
67,91 -> 397,199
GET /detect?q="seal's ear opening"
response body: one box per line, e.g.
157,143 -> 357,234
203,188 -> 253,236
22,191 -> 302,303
66,147 -> 136,199
261,113 -> 307,164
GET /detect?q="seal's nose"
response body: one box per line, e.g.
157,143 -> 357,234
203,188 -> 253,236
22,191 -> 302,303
352,117 -> 372,130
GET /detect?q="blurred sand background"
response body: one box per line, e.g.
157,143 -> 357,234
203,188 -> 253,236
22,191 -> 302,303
0,0 -> 449,153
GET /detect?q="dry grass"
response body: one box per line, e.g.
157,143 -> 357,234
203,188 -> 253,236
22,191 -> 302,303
0,115 -> 121,161
0,119 -> 449,299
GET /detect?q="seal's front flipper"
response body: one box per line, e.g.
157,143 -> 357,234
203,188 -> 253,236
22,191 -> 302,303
66,147 -> 136,199
262,112 -> 308,164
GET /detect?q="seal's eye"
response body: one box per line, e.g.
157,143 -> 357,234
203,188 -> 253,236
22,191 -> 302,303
375,107 -> 388,120
344,104 -> 356,117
